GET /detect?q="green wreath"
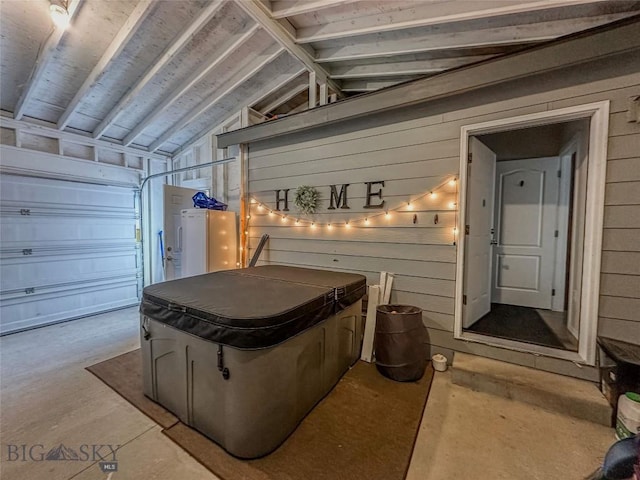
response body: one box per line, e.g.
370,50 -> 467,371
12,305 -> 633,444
294,186 -> 320,215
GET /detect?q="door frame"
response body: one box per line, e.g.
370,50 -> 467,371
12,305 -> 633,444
454,101 -> 610,366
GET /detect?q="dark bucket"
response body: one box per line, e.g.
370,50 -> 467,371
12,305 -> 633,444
375,304 -> 427,382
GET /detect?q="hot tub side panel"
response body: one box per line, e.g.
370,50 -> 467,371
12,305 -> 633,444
140,299 -> 363,458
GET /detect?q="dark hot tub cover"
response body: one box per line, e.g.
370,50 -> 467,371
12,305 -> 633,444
140,265 -> 366,350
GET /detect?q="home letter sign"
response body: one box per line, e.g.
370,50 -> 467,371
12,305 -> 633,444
364,181 -> 385,209
274,189 -> 290,211
328,184 -> 350,210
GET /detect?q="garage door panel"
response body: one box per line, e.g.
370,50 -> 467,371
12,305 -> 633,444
1,250 -> 138,291
0,174 -> 141,334
1,217 -> 136,245
1,175 -> 136,209
1,280 -> 139,334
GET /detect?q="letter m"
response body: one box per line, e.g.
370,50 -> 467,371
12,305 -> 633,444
328,184 -> 350,210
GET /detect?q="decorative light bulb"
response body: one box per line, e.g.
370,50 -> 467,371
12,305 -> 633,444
269,210 -> 274,216
311,223 -> 316,229
453,227 -> 458,234
281,216 -> 287,222
49,2 -> 70,29
295,219 -> 300,224
385,212 -> 390,219
250,198 -> 256,204
246,215 -> 251,220
364,218 -> 369,224
448,178 -> 457,186
407,202 -> 413,211
449,202 -> 457,209
345,222 -> 351,228
327,224 -> 332,229
430,192 -> 437,199
257,204 -> 264,211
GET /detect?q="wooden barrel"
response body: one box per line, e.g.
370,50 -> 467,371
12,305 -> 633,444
374,304 -> 427,382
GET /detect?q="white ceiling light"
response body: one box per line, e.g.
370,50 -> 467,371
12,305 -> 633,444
49,0 -> 70,29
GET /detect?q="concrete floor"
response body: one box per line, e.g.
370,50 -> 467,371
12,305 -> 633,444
0,308 -> 615,480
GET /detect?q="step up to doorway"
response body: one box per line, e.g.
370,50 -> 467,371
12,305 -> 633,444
451,353 -> 612,426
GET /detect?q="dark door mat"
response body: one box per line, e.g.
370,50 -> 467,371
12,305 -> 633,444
467,303 -> 565,349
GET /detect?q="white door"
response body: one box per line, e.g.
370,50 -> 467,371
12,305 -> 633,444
463,138 -> 496,328
492,157 -> 560,309
163,185 -> 200,281
0,175 -> 140,334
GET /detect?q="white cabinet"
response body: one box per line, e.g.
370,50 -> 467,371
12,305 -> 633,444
181,209 -> 237,277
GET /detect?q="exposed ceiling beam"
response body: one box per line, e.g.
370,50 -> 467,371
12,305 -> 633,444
233,0 -> 343,97
57,0 -> 155,131
174,65 -> 307,156
216,17 -> 640,148
259,78 -> 307,114
315,13 -> 634,62
0,112 -> 168,161
123,24 -> 261,147
92,0 -> 225,139
340,77 -> 421,92
148,47 -> 285,152
328,55 -> 495,79
13,0 -> 83,121
270,0 -> 358,19
296,0 -> 609,43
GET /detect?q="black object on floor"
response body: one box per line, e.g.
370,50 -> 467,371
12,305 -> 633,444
467,303 -> 565,349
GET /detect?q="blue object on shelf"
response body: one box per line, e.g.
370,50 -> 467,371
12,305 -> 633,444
192,192 -> 228,210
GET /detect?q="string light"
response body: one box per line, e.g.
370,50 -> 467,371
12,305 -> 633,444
246,175 -> 459,244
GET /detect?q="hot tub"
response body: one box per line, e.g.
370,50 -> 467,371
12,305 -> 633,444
140,265 -> 366,458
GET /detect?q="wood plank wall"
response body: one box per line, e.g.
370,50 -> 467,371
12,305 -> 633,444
247,64 -> 640,381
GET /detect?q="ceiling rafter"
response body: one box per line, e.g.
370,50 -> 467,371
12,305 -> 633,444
148,47 -> 285,152
296,0 -> 609,43
340,77 -> 421,92
259,77 -> 308,114
328,55 -> 495,79
13,0 -> 84,121
175,66 -> 307,156
315,12 -> 634,62
232,0 -> 343,97
92,0 -> 226,140
57,0 -> 155,131
123,24 -> 261,147
270,0 -> 358,19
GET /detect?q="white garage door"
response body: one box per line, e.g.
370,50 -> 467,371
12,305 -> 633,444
1,174 -> 141,334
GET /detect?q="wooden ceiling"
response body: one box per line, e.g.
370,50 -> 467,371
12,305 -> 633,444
1,0 -> 638,155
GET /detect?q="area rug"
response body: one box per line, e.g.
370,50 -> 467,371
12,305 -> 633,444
467,303 -> 565,349
86,349 -> 434,480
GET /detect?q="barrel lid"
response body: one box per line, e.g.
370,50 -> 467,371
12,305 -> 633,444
625,392 -> 640,403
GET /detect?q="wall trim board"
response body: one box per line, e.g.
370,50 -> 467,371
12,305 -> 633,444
0,145 -> 141,187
